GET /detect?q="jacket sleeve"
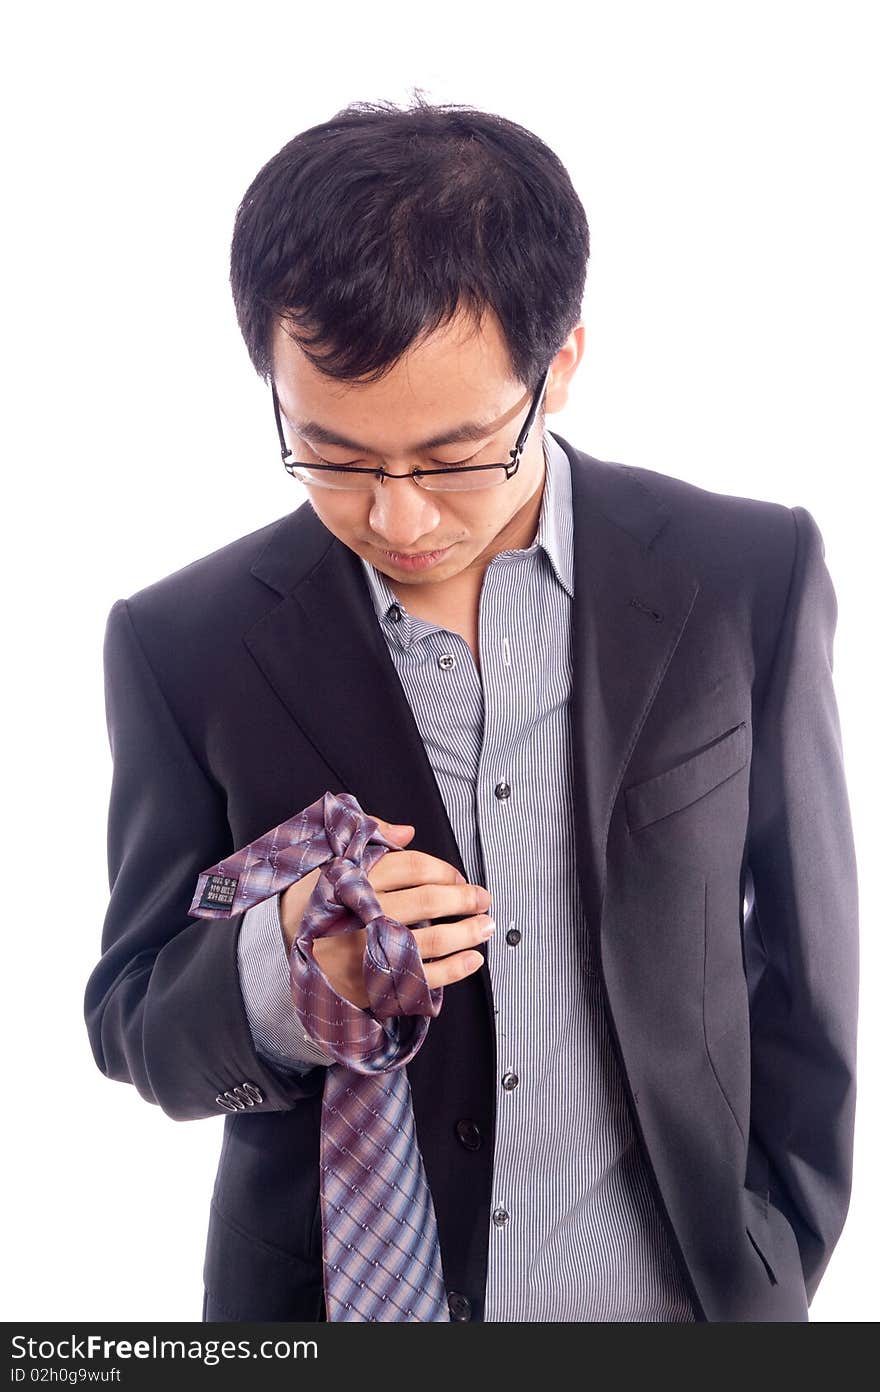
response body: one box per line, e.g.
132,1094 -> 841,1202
83,596 -> 326,1121
745,504 -> 859,1303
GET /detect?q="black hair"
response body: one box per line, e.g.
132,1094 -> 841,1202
229,92 -> 589,397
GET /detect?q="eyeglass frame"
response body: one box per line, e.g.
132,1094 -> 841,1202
270,362 -> 552,489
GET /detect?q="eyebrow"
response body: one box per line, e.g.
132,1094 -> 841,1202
283,399 -> 522,454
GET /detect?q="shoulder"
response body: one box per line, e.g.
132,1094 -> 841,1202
554,431 -> 799,594
113,500 -> 332,659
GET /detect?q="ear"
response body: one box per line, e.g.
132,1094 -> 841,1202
545,322 -> 586,415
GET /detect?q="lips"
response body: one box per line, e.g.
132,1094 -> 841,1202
375,544 -> 455,571
379,546 -> 453,558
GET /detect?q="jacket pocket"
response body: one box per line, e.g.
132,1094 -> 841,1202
743,1192 -> 778,1286
741,1184 -> 810,1295
203,1200 -> 324,1321
741,1185 -> 779,1284
625,720 -> 750,832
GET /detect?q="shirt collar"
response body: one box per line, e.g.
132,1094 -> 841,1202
357,428 -> 575,632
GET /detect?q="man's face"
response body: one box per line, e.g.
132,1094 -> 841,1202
270,307 -> 573,595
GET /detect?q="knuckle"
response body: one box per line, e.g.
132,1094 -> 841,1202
446,952 -> 467,982
418,925 -> 441,957
420,886 -> 445,919
400,851 -> 429,885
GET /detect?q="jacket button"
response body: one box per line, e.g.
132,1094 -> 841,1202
215,1082 -> 263,1112
455,1119 -> 482,1151
447,1291 -> 472,1321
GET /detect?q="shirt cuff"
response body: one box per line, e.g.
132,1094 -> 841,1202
237,891 -> 337,1072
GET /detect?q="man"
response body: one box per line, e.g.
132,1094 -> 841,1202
84,97 -> 858,1323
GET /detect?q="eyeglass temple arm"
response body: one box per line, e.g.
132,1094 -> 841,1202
271,379 -> 293,461
511,364 -> 552,460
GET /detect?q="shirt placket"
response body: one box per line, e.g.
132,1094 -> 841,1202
473,550 -> 546,1318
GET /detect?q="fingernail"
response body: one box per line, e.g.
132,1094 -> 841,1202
479,919 -> 496,938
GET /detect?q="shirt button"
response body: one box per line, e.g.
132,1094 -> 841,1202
506,927 -> 522,946
447,1291 -> 472,1321
455,1119 -> 483,1151
388,604 -> 403,622
501,1071 -> 519,1091
494,781 -> 511,800
438,653 -> 456,670
492,1206 -> 510,1227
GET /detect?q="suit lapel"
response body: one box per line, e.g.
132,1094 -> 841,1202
245,501 -> 461,867
560,434 -> 701,949
244,436 -> 700,1006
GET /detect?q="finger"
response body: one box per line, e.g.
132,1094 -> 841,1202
411,914 -> 495,961
423,948 -> 486,991
368,814 -> 416,847
369,846 -> 468,891
376,876 -> 490,929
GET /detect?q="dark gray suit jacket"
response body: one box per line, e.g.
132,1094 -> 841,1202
84,432 -> 859,1322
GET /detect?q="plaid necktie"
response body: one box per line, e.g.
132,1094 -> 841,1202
189,790 -> 451,1322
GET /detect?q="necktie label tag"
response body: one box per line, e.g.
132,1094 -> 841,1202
199,874 -> 238,910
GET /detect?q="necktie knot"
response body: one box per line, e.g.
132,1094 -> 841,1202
292,831 -> 443,1065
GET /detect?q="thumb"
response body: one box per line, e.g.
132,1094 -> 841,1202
373,816 -> 415,845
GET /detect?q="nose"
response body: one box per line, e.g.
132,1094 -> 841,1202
368,475 -> 443,549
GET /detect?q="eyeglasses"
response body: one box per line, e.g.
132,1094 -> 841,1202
270,364 -> 551,492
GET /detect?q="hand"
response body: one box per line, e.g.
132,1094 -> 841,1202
278,815 -> 493,1010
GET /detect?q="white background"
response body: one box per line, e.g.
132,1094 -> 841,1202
3,0 -> 876,1322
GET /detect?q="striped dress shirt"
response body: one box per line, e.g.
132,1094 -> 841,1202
237,430 -> 696,1321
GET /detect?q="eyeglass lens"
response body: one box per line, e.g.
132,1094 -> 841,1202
287,464 -> 511,492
